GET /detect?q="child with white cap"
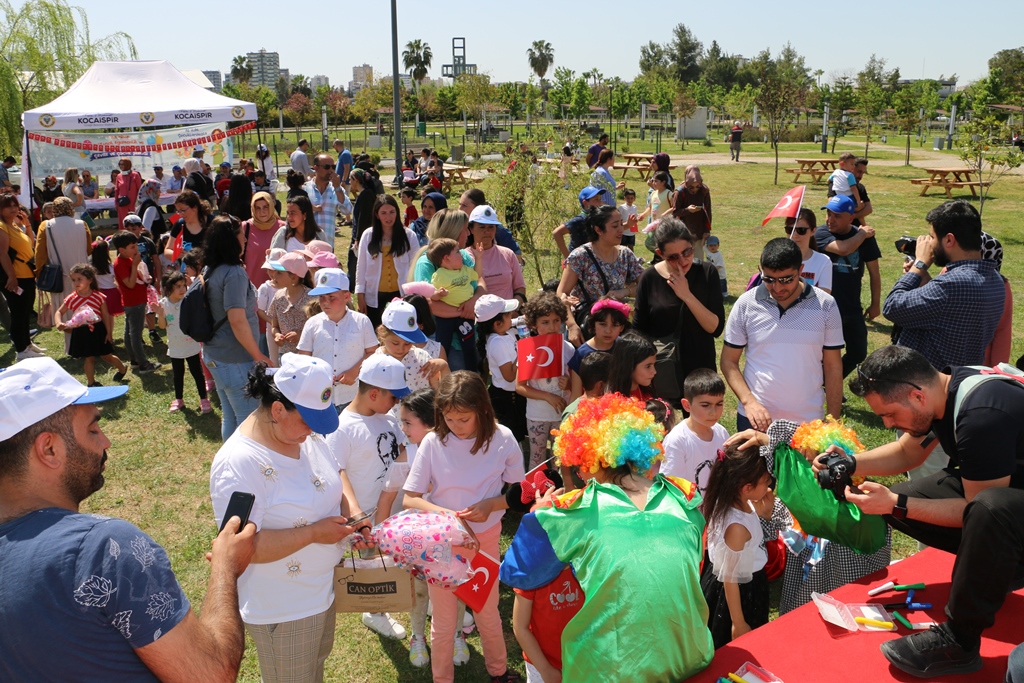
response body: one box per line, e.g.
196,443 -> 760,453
326,353 -> 410,640
268,252 -> 313,356
256,248 -> 286,361
475,294 -> 527,443
297,268 -> 378,413
376,299 -> 449,395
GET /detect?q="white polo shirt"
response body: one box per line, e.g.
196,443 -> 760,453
296,310 -> 378,405
724,282 -> 844,424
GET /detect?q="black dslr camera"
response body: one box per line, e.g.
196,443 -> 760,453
816,452 -> 858,501
895,236 -> 917,257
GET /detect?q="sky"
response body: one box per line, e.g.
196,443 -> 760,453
72,0 -> 1021,89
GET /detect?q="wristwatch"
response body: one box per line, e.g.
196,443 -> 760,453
913,260 -> 929,271
892,493 -> 909,520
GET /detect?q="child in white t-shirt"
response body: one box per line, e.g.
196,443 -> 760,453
376,299 -> 448,398
475,294 -> 527,444
660,369 -> 729,496
296,268 -> 379,411
516,292 -> 582,470
704,235 -> 728,296
326,354 -> 409,640
257,249 -> 286,363
154,271 -> 210,414
828,153 -> 863,208
618,188 -> 639,251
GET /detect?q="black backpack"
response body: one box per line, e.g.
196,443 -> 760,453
179,266 -> 227,343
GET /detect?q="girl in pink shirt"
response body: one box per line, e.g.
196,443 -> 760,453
404,371 -> 526,683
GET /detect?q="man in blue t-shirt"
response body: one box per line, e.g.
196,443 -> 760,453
815,195 -> 881,379
553,186 -> 604,258
0,357 -> 256,682
333,138 -> 354,187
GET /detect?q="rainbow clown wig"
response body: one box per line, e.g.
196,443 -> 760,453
552,393 -> 664,475
791,417 -> 865,456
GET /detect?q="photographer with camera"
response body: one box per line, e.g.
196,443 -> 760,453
883,200 -> 1005,480
813,345 -> 1024,678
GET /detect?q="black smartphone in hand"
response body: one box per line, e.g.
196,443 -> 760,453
220,491 -> 255,533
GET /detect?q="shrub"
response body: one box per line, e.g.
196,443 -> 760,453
777,125 -> 818,143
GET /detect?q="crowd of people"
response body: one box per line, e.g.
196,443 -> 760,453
1,137 -> 1023,683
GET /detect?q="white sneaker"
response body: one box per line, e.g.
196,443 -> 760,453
362,612 -> 407,639
29,342 -> 47,353
15,348 -> 46,360
453,633 -> 470,666
409,635 -> 430,667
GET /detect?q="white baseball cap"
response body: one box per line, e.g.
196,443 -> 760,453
358,354 -> 410,398
261,247 -> 287,270
382,299 -> 427,343
308,267 -> 350,295
271,354 -> 339,435
468,204 -> 502,225
474,294 -> 519,323
0,357 -> 128,442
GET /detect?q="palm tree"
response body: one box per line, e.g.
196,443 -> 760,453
527,41 -> 555,81
402,39 -> 432,92
230,55 -> 251,85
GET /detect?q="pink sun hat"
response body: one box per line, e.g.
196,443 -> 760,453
306,251 -> 340,269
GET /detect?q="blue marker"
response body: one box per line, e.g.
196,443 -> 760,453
905,589 -> 915,604
907,602 -> 933,610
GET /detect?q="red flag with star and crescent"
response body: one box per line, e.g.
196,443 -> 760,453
517,333 -> 563,382
454,551 -> 500,613
761,185 -> 805,226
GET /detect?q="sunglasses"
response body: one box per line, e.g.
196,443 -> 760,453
760,274 -> 797,285
318,164 -> 336,169
785,226 -> 812,236
853,365 -> 922,395
664,247 -> 694,262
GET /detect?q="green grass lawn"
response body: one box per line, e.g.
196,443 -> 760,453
4,137 -> 1023,681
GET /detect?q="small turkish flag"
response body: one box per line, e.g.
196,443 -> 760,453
761,185 -> 805,226
171,231 -> 184,262
517,333 -> 562,382
454,551 -> 499,613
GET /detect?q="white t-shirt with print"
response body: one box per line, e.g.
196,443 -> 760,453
326,410 -> 402,512
801,250 -> 834,291
209,431 -> 343,625
297,311 -> 378,405
376,345 -> 434,393
486,331 -> 518,392
661,420 -> 730,496
525,338 -> 575,422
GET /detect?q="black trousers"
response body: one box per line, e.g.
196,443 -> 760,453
840,312 -> 868,379
2,278 -> 35,352
171,354 -> 208,401
888,470 -> 1024,648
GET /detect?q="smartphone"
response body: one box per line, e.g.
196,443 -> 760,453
346,507 -> 377,527
219,491 -> 255,533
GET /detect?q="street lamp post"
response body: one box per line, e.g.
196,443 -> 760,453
390,0 -> 403,186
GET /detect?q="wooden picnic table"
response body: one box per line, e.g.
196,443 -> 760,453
614,160 -> 677,181
909,167 -> 989,198
785,158 -> 840,183
441,165 -> 474,194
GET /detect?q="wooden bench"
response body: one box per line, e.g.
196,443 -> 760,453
785,167 -> 828,183
908,179 -> 991,198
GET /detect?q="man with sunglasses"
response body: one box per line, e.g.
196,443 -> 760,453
818,345 -> 1024,678
721,238 -> 844,433
303,154 -> 351,250
816,195 -> 881,380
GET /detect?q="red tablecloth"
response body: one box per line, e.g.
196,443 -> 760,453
684,547 -> 1023,682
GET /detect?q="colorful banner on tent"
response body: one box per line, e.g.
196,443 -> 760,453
25,121 -> 255,181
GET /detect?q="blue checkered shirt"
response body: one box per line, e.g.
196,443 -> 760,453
883,259 -> 1005,369
303,180 -> 352,249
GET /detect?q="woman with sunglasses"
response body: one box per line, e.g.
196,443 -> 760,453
785,208 -> 832,293
634,217 -> 725,403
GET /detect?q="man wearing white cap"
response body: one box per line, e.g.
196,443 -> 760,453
0,357 -> 256,681
327,353 -> 410,639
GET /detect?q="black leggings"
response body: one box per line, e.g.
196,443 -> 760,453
2,278 -> 35,352
171,354 -> 208,400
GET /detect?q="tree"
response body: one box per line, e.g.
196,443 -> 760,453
547,66 -> 576,117
0,0 -> 137,154
828,76 -> 856,154
674,84 -> 697,147
668,23 -> 702,83
753,49 -> 803,184
325,89 -> 350,125
568,76 -> 592,124
454,73 -> 496,148
988,47 -> 1024,101
956,115 -> 1024,217
699,41 -> 739,90
290,74 -> 312,98
639,41 -> 668,76
275,75 -> 290,105
856,81 -> 887,157
283,93 -> 314,130
230,55 -> 251,86
527,40 -> 555,82
892,86 -> 924,165
402,39 -> 433,92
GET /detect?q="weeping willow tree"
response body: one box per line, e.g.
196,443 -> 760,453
0,1 -> 137,156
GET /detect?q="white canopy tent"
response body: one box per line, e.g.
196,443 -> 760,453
19,60 -> 256,208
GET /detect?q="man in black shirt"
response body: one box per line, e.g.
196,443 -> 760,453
816,345 -> 1024,678
816,195 -> 881,378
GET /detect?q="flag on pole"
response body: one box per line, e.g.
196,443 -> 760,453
761,185 -> 805,226
453,551 -> 500,613
171,230 -> 184,262
517,333 -> 563,382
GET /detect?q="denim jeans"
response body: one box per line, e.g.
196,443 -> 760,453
205,358 -> 259,441
123,303 -> 149,367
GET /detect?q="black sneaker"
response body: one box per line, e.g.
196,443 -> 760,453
880,623 -> 982,678
149,329 -> 161,344
138,362 -> 162,375
113,370 -> 127,382
490,671 -> 523,683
